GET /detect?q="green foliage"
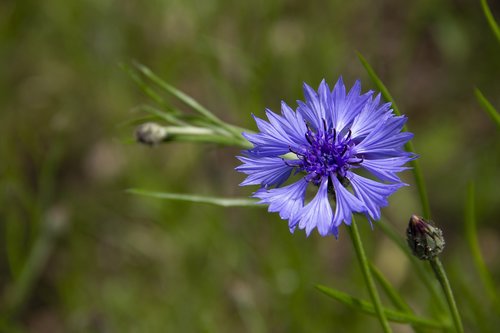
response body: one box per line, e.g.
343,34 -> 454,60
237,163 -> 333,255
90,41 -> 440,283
127,189 -> 259,207
357,53 -> 431,220
1,0 -> 499,332
480,0 -> 500,44
475,89 -> 500,130
316,285 -> 449,329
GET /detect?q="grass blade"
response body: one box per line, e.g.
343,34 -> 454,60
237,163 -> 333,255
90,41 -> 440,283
480,0 -> 500,44
131,62 -> 242,138
474,88 -> 500,130
132,62 -> 219,122
357,52 -> 431,220
465,182 -> 500,313
370,264 -> 425,333
126,189 -> 260,207
132,105 -> 187,126
316,285 -> 449,329
120,63 -> 177,113
370,263 -> 412,313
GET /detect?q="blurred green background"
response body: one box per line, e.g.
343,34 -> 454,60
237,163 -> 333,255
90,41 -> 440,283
1,0 -> 499,332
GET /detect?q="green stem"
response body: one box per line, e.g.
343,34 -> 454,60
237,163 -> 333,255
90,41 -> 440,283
407,144 -> 431,220
429,258 -> 464,333
348,218 -> 392,333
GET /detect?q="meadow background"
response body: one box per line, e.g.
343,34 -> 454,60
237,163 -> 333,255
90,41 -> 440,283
1,0 -> 499,332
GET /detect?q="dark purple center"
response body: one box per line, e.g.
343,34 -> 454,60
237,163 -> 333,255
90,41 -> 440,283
289,122 -> 362,185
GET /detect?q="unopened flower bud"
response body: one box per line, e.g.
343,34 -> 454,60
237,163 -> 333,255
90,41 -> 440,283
135,122 -> 168,145
406,215 -> 445,260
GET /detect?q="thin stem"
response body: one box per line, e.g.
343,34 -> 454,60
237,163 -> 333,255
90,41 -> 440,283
429,258 -> 464,333
406,144 -> 431,220
348,218 -> 392,333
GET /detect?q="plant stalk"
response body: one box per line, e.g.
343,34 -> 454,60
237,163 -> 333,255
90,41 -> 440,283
348,218 -> 392,333
429,258 -> 464,333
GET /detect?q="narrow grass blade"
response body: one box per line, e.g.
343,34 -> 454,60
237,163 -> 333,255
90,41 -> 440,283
5,210 -> 27,279
465,182 -> 500,313
316,285 -> 449,329
132,62 -> 245,139
5,217 -> 67,316
474,89 -> 500,130
370,263 -> 425,333
357,52 -> 431,219
480,0 -> 500,44
127,189 -> 259,207
120,63 -> 176,113
133,105 -> 187,126
132,62 -> 220,123
370,263 -> 412,313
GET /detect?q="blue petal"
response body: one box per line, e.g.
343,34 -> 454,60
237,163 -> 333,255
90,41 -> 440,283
354,116 -> 413,155
361,155 -> 415,182
297,82 -> 326,131
331,176 -> 367,227
253,178 -> 308,232
297,177 -> 333,236
350,93 -> 392,141
242,135 -> 290,157
242,111 -> 302,157
332,78 -> 373,133
253,113 -> 287,140
348,172 -> 405,220
318,80 -> 334,127
272,102 -> 309,147
236,156 -> 292,187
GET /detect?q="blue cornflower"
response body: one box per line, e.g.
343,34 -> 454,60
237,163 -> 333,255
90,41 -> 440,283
236,78 -> 415,237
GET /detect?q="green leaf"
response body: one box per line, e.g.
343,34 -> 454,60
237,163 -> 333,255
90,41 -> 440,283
133,105 -> 188,127
357,52 -> 431,220
356,52 -> 401,117
474,88 -> 500,130
132,62 -> 219,122
120,63 -> 176,114
126,189 -> 260,207
370,264 -> 427,333
480,0 -> 500,44
370,263 -> 411,313
316,285 -> 449,329
5,209 -> 28,279
131,62 -> 245,139
5,217 -> 66,316
465,182 -> 500,313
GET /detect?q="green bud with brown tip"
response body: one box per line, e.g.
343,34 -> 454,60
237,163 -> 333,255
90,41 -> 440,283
406,215 -> 445,260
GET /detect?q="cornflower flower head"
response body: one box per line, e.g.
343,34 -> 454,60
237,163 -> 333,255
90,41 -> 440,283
236,78 -> 415,237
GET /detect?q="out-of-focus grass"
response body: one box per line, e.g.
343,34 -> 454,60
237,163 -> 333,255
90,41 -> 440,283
1,0 -> 499,332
